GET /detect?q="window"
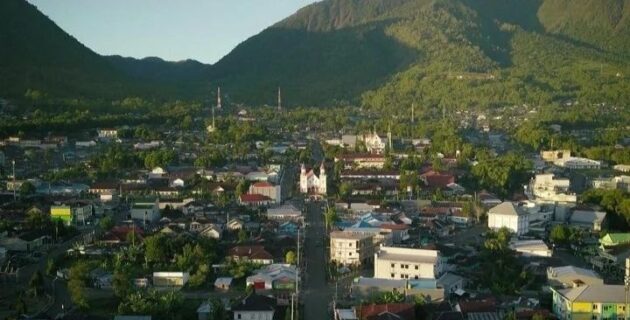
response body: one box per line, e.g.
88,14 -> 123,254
349,242 -> 353,247
593,305 -> 598,310
415,265 -> 419,270
237,314 -> 242,320
414,276 -> 418,279
391,273 -> 395,278
349,252 -> 352,256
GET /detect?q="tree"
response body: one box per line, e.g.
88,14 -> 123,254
235,180 -> 249,197
550,225 -> 569,244
285,251 -> 297,264
99,215 -> 114,231
25,208 -> 50,231
531,312 -> 546,320
46,258 -> 57,276
324,207 -> 339,230
238,229 -> 248,243
13,295 -> 27,315
68,261 -> 90,309
19,182 -> 36,197
28,271 -> 44,298
338,182 -> 353,203
144,234 -> 167,264
112,269 -> 132,298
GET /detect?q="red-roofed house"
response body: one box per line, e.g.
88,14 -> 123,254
239,194 -> 272,207
228,245 -> 274,264
421,171 -> 455,189
248,181 -> 282,203
357,303 -> 415,320
100,226 -> 144,245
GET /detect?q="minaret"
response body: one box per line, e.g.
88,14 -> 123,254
217,87 -> 222,110
277,87 -> 282,111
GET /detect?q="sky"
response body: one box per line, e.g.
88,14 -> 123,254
28,0 -> 318,64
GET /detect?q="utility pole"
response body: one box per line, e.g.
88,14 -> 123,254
625,258 -> 629,319
278,87 -> 282,112
296,227 -> 300,320
12,160 -> 16,201
411,103 -> 415,123
216,87 -> 222,109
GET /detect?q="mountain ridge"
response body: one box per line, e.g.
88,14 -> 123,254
2,0 -> 630,108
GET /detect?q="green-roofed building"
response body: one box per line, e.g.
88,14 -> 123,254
599,233 -> 630,247
130,198 -> 159,223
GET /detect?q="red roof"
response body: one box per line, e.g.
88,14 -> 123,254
421,170 -> 455,188
252,181 -> 273,188
240,194 -> 272,202
228,245 -> 273,260
358,303 -> 415,320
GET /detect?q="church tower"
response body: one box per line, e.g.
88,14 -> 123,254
299,163 -> 307,194
319,162 -> 327,194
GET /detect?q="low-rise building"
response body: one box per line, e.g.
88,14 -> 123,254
551,284 -> 627,320
152,272 -> 189,287
374,246 -> 444,280
131,198 -> 160,223
248,182 -> 282,203
265,203 -> 302,222
509,240 -> 552,257
231,293 -> 276,320
487,202 -> 529,235
547,266 -> 603,288
228,245 -> 274,265
330,231 -> 374,266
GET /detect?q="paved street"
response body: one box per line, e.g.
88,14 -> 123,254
303,201 -> 332,320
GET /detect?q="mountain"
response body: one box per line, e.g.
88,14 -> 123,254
2,0 -> 630,108
0,0 -> 130,98
105,56 -> 210,84
212,0 -> 630,107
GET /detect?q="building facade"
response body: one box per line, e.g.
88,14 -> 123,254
487,202 -> 529,236
551,284 -> 627,320
299,163 -> 327,195
330,231 -> 374,266
374,246 -> 444,280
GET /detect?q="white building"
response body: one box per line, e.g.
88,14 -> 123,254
299,163 -> 327,195
510,240 -> 552,257
152,272 -> 189,287
330,231 -> 374,266
528,173 -> 576,203
547,266 -> 603,288
248,182 -> 282,203
487,202 -> 529,235
131,198 -> 160,223
265,203 -> 302,221
362,132 -> 387,154
232,294 -> 276,320
97,128 -> 118,139
374,246 -> 444,280
554,157 -> 601,170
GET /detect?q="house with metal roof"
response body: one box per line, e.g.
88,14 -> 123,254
551,284 -> 627,320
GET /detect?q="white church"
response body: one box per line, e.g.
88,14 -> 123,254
300,163 -> 327,196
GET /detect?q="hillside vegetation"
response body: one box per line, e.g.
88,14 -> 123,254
2,0 -> 630,109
